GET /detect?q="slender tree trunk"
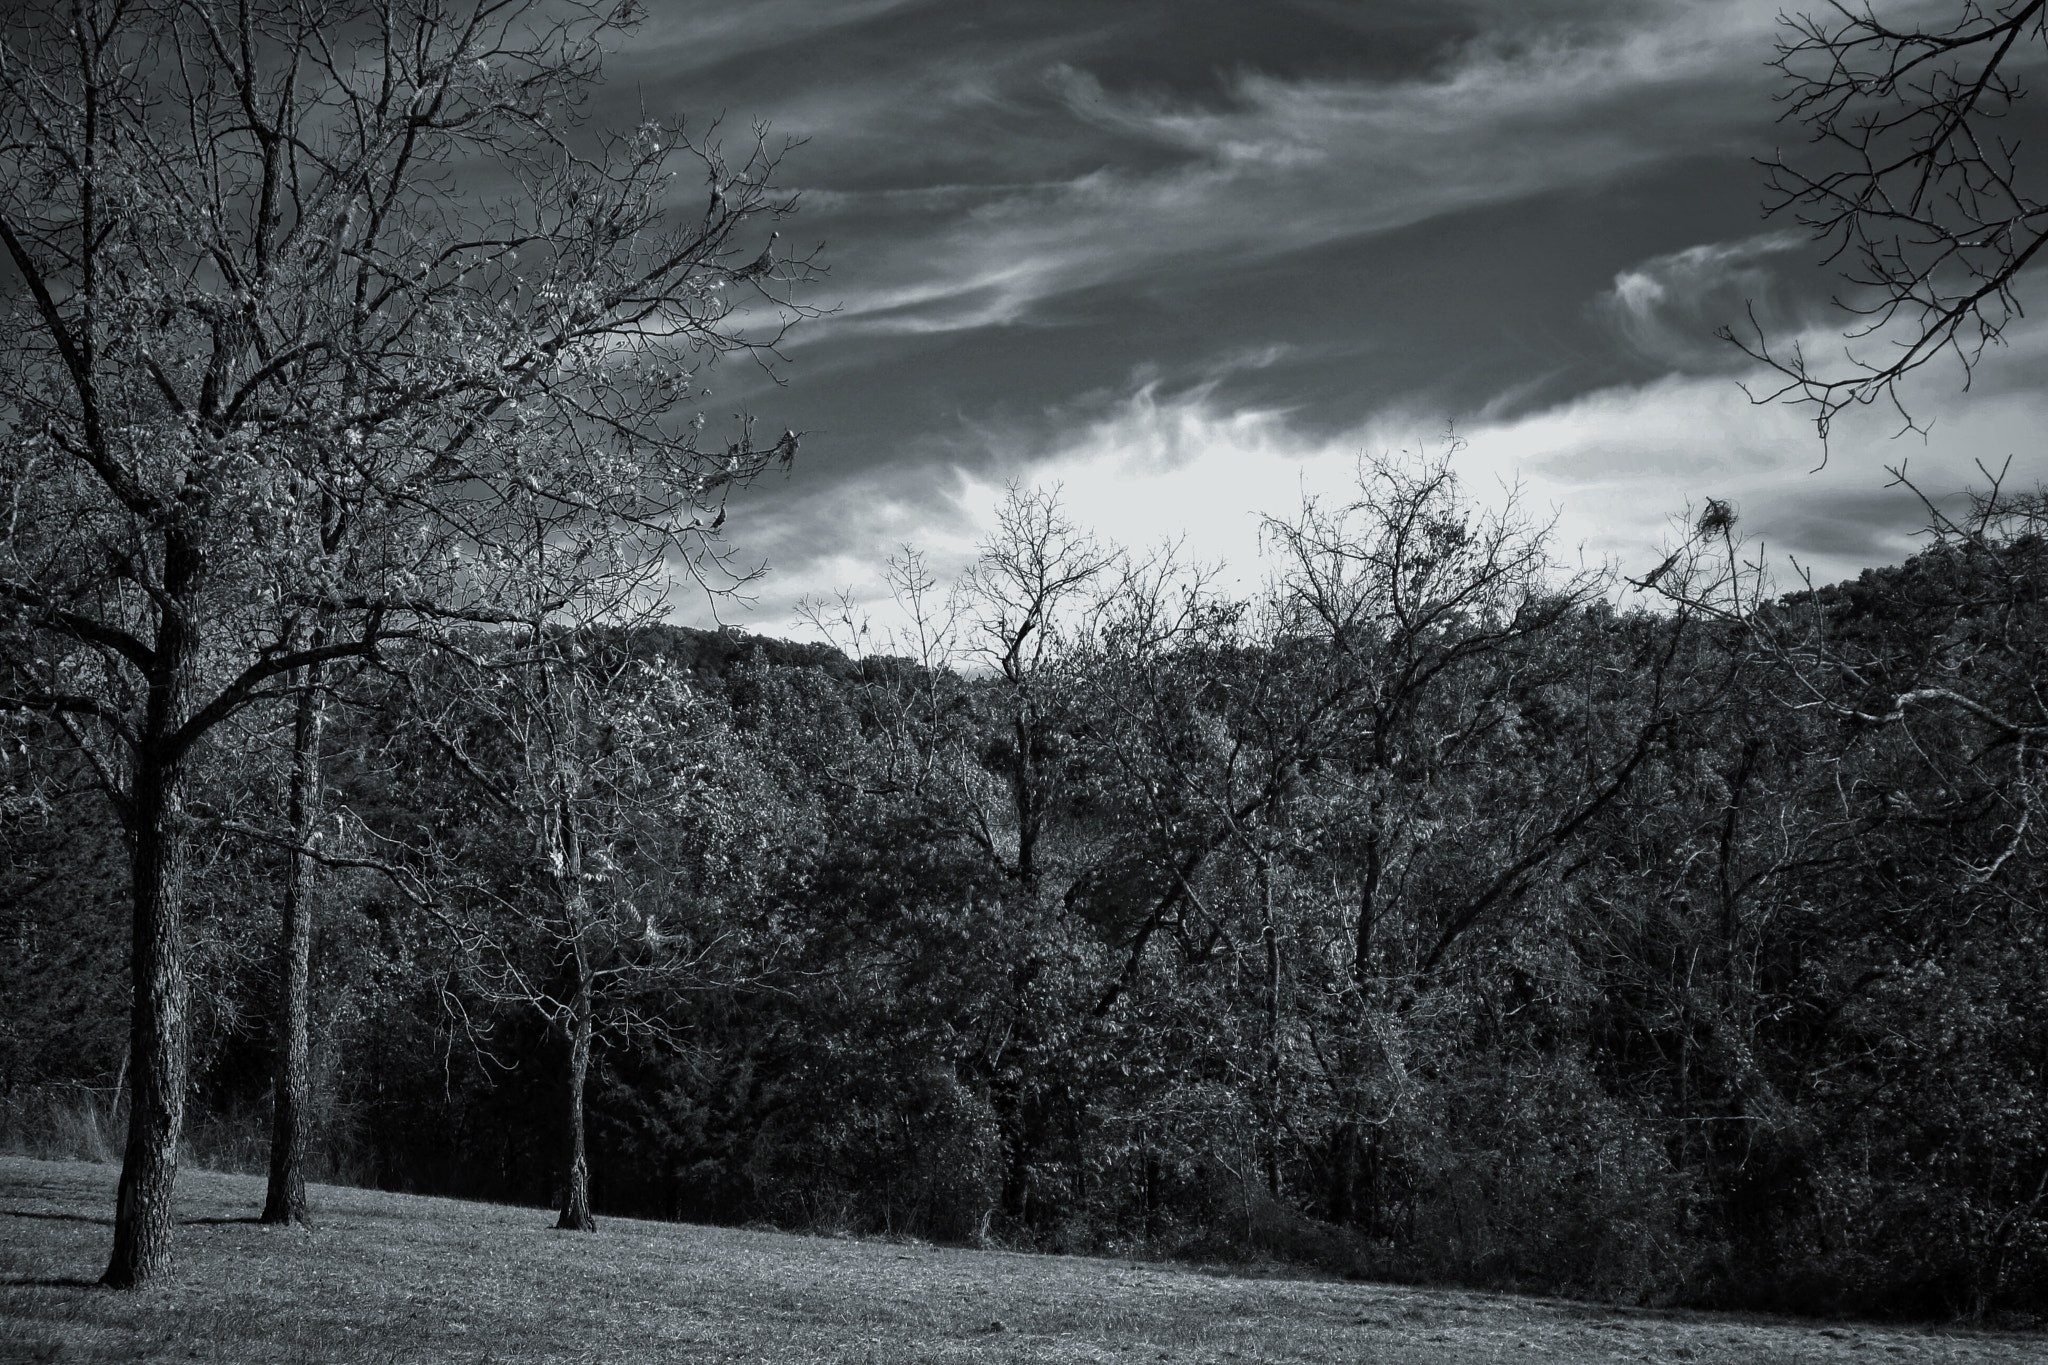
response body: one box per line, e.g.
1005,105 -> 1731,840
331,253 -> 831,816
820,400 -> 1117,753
1352,818 -> 1382,985
1260,854 -> 1281,1200
103,746 -> 190,1288
110,1042 -> 129,1131
992,960 -> 1042,1224
1328,1121 -> 1357,1225
550,761 -> 598,1233
1012,711 -> 1038,884
557,982 -> 596,1231
1142,1132 -> 1160,1240
263,654 -> 326,1225
1362,1124 -> 1382,1240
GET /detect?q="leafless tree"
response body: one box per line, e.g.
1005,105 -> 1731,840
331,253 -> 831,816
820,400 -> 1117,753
402,614 -> 740,1233
802,487 -> 1119,884
1076,453 -> 1697,1209
1733,1 -> 2048,441
957,486 -> 1119,887
1664,463 -> 2048,891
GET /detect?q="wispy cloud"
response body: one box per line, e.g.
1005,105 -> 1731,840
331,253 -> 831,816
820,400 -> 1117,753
1454,343 -> 2048,583
803,2 -> 1788,338
628,0 -> 927,74
642,0 -> 2047,636
1598,231 -> 1811,371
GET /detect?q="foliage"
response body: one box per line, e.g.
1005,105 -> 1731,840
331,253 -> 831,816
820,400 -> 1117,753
5,462 -> 2046,1320
0,0 -> 816,1283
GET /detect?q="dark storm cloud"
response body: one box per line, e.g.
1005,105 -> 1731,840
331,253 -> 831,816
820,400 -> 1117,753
585,0 -> 2038,628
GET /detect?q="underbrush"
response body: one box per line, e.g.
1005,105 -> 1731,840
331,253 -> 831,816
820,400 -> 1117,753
13,1083 -> 2041,1327
0,1084 -> 121,1164
2,1086 -> 304,1179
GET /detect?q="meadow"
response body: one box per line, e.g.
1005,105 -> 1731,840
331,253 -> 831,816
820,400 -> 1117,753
1,1155 -> 2038,1365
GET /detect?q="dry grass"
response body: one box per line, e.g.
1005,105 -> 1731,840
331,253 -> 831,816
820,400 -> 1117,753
1,1154 -> 2039,1364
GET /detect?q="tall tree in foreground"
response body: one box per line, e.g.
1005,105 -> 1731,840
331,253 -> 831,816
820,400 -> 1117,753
0,0 -> 813,1284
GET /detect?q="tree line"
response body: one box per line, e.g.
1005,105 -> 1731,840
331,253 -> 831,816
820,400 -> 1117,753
8,462 -> 2048,1319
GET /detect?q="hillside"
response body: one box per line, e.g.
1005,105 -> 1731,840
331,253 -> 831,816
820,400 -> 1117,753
1,1157 -> 2036,1364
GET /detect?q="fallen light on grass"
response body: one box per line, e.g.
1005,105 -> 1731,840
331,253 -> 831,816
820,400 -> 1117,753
1,1155 -> 2040,1364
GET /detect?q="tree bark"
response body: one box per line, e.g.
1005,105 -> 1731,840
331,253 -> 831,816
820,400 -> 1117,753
1352,819 -> 1382,985
263,655 -> 326,1225
1012,711 -> 1040,885
557,983 -> 596,1231
104,533 -> 201,1290
102,746 -> 189,1288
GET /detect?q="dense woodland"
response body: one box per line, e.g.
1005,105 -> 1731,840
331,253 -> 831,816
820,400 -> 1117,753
7,467 -> 2048,1321
2,0 -> 2045,1327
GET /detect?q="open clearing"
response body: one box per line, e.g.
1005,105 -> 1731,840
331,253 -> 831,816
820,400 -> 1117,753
0,1155 -> 2038,1364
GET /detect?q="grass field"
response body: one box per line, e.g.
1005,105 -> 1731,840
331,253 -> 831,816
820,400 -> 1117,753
1,1155 -> 2039,1364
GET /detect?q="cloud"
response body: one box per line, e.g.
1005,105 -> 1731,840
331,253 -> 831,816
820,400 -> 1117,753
1452,348 -> 2048,585
693,377 -> 1324,636
1597,231 -> 1811,370
799,1 -> 1789,340
653,0 -> 2048,642
698,457 -> 992,632
709,321 -> 2048,640
625,0 -> 926,74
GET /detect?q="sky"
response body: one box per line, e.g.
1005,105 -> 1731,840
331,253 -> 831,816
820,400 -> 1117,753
600,0 -> 2048,637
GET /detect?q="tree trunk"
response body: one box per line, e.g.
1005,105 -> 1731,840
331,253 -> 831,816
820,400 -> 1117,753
1352,819 -> 1382,985
1327,1121 -> 1357,1225
556,985 -> 596,1231
1142,1132 -> 1161,1239
1012,712 -> 1039,884
263,655 -> 326,1225
551,767 -> 598,1234
1259,854 -> 1282,1199
102,748 -> 189,1288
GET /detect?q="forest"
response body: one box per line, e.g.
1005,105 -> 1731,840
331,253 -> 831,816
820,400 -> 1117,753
8,461 -> 2048,1321
1,0 -> 2045,1329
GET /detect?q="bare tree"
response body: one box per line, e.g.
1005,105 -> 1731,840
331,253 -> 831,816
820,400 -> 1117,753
1669,464 -> 2048,887
957,486 -> 1119,887
403,616 -> 736,1233
0,0 -> 814,1284
803,488 -> 1118,883
1083,454 -> 1612,1013
1074,454 -> 1699,1217
1734,1 -> 2048,440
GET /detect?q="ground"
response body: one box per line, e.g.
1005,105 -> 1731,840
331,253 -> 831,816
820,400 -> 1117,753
0,1155 -> 2039,1364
